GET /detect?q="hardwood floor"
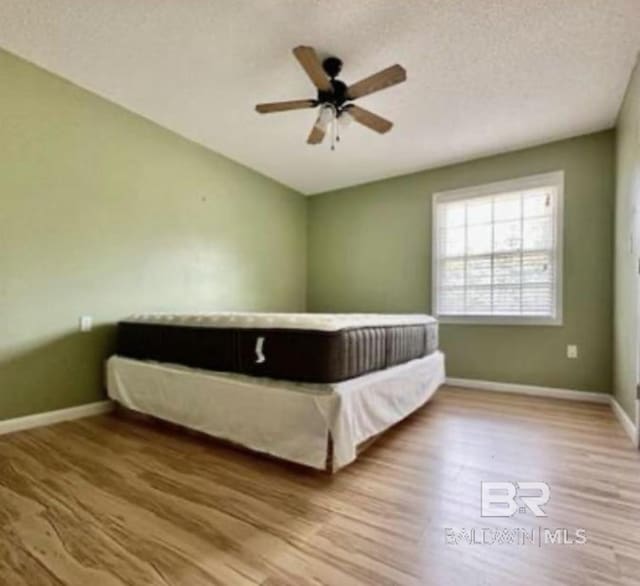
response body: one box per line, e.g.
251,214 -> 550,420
0,386 -> 639,585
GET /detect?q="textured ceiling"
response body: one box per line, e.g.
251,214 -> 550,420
1,1 -> 639,194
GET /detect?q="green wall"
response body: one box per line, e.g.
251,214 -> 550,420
308,131 -> 615,393
0,50 -> 306,420
0,45 -> 623,421
614,56 -> 640,419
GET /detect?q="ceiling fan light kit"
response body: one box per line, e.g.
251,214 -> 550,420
256,46 -> 406,148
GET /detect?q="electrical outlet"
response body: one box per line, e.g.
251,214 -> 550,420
567,345 -> 578,359
79,316 -> 93,332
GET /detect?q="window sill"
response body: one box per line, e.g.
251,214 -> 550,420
436,315 -> 563,327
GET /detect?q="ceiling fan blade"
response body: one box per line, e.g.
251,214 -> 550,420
347,105 -> 393,133
256,99 -> 316,113
307,125 -> 326,144
347,64 -> 406,100
307,111 -> 330,144
293,46 -> 332,92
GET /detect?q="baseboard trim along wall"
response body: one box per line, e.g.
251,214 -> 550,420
446,378 -> 639,447
609,396 -> 640,448
1,384 -> 637,449
445,377 -> 610,403
0,401 -> 114,436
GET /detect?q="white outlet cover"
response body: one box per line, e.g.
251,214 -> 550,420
79,316 -> 93,332
567,345 -> 578,359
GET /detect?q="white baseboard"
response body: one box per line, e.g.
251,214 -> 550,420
4,385 -> 637,449
446,377 -> 639,448
610,396 -> 639,448
0,400 -> 114,436
445,377 -> 610,403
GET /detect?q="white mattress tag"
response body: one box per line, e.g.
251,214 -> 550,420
255,336 -> 266,363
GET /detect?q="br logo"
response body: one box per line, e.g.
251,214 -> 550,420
481,481 -> 550,518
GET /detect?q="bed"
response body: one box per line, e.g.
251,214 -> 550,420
107,312 -> 445,471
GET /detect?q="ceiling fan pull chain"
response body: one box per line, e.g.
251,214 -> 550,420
331,118 -> 336,151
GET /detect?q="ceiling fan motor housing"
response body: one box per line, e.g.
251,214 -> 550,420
318,57 -> 348,112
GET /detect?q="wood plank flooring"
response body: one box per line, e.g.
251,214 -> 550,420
0,386 -> 639,585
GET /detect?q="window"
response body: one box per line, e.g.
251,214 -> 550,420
432,171 -> 563,325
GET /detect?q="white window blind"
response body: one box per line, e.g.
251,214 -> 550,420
432,172 -> 563,325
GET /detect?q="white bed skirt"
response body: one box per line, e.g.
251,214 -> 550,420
106,351 -> 445,471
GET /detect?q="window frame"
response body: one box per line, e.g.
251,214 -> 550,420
431,171 -> 564,326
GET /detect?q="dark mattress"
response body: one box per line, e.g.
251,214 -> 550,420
116,318 -> 439,383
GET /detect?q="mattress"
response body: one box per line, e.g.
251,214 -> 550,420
116,312 -> 439,383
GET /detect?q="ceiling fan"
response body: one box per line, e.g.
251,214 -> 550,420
255,46 -> 407,148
